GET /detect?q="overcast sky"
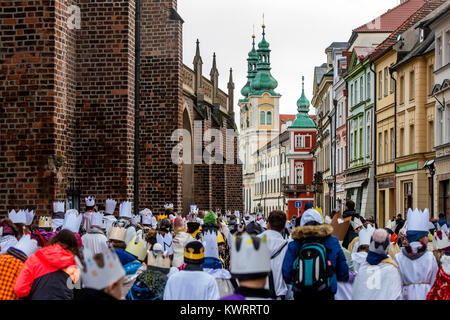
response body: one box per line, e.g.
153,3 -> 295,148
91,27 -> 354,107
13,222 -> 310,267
178,0 -> 399,122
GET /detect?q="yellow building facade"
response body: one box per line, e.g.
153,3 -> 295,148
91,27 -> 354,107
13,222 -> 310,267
392,42 -> 435,217
374,49 -> 397,226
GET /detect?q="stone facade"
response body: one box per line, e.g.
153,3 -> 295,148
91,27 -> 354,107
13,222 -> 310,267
0,0 -> 242,218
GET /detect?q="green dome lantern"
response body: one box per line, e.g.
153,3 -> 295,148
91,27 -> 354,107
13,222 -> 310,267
241,34 -> 258,98
290,76 -> 316,129
250,25 -> 279,95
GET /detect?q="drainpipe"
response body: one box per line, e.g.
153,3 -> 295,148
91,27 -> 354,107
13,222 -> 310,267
369,62 -> 377,225
134,0 -> 141,215
390,67 -> 397,218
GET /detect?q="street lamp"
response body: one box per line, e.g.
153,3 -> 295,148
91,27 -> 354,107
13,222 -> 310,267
423,159 -> 435,218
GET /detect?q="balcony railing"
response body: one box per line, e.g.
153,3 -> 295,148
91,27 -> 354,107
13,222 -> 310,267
282,184 -> 317,193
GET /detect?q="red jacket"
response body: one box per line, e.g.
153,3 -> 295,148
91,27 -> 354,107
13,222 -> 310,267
14,244 -> 79,300
427,266 -> 450,300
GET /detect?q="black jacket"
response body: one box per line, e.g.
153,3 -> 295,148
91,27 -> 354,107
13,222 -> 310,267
342,210 -> 366,249
74,288 -> 117,300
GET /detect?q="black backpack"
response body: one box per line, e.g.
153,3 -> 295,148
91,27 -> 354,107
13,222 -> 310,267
292,237 -> 333,293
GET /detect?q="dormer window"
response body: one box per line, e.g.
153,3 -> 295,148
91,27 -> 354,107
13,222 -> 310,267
419,28 -> 424,43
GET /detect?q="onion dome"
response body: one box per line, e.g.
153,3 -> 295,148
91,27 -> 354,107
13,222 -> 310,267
290,76 -> 316,128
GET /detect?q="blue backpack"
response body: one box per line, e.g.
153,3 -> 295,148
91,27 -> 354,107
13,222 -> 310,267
292,238 -> 333,293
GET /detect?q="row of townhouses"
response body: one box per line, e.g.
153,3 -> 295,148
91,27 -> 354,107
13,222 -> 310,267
313,0 -> 450,225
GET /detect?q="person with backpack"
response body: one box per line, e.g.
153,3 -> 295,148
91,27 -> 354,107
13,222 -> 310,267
258,210 -> 289,299
282,208 -> 349,300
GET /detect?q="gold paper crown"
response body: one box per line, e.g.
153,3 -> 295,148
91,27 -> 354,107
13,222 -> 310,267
125,234 -> 149,261
148,246 -> 171,270
108,226 -> 127,242
38,216 -> 52,229
184,246 -> 204,260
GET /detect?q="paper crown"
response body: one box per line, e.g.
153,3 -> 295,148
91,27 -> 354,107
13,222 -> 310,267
156,231 -> 173,255
407,208 -> 430,232
432,230 -> 450,250
147,243 -> 171,270
62,209 -> 83,233
12,234 -> 39,257
190,205 -> 198,214
108,220 -> 129,242
184,240 -> 205,264
105,199 -> 117,215
91,211 -> 104,228
202,230 -> 219,259
164,203 -> 174,210
9,209 -> 27,224
53,201 -> 65,213
141,209 -> 153,226
351,217 -> 364,230
125,232 -> 148,261
25,209 -> 35,226
358,224 -> 375,246
119,201 -> 132,218
132,214 -> 141,224
76,248 -> 125,291
85,196 -> 95,207
385,219 -> 397,232
38,216 -> 52,229
230,233 -> 271,276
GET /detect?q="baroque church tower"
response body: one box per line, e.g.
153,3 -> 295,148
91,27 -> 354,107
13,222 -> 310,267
239,25 -> 281,213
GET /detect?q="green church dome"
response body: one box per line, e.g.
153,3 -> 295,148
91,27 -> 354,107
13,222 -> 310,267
290,76 -> 316,129
249,25 -> 279,95
241,35 -> 258,98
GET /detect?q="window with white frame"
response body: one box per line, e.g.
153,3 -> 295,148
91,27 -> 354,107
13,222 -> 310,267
295,135 -> 304,148
366,111 -> 371,158
295,163 -> 304,185
360,75 -> 364,101
260,111 -> 266,125
391,128 -> 394,161
367,72 -> 371,100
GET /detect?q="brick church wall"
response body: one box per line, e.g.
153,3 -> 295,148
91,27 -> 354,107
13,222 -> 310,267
138,0 -> 183,212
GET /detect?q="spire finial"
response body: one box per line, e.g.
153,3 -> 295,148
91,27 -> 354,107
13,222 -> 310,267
262,14 -> 266,36
302,75 -> 305,92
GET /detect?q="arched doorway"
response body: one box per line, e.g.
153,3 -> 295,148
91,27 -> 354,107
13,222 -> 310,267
182,108 -> 194,216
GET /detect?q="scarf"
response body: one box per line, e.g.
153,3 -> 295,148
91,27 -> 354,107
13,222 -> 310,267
366,251 -> 389,265
402,241 -> 427,260
6,247 -> 27,263
202,257 -> 223,270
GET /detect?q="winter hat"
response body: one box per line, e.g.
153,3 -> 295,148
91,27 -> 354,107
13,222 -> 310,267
304,201 -> 314,211
300,209 -> 323,226
369,229 -> 390,255
184,240 -> 205,264
174,216 -> 185,232
203,211 -> 217,225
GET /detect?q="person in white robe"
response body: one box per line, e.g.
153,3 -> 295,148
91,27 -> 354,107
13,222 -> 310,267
103,199 -> 117,237
394,208 -> 439,300
257,211 -> 289,299
202,230 -> 234,298
164,240 -> 219,300
81,211 -> 108,254
171,216 -> 194,268
352,229 -> 403,300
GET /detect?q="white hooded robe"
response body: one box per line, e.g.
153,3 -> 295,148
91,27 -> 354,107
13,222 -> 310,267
352,261 -> 403,300
394,250 -> 438,300
163,270 -> 219,300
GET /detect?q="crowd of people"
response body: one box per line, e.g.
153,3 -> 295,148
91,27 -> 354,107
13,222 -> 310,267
0,197 -> 448,300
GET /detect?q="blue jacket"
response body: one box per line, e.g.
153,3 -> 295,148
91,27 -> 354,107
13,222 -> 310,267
282,224 -> 349,293
435,218 -> 450,229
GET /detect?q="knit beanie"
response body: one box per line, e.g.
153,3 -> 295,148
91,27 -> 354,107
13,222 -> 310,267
369,229 -> 390,255
203,211 -> 217,225
174,216 -> 185,232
